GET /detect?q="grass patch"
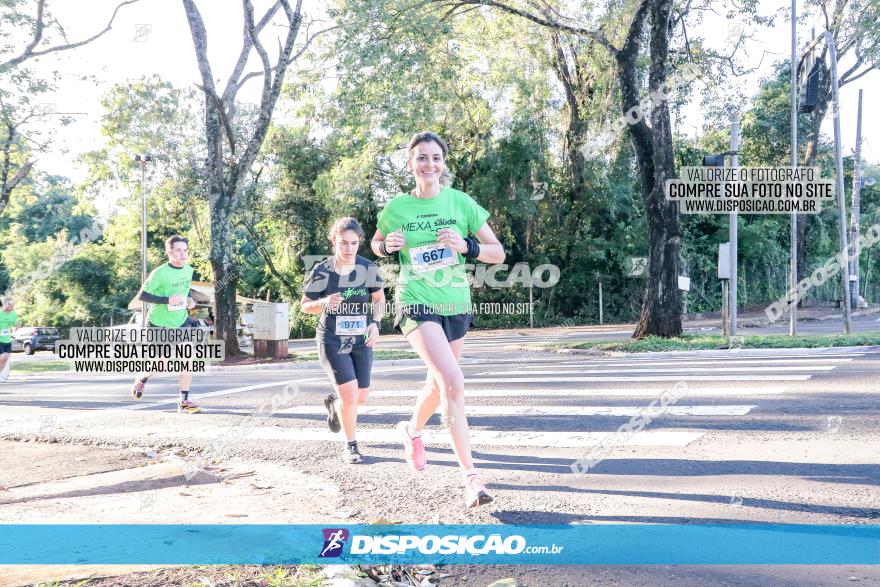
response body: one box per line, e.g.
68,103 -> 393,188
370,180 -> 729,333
369,349 -> 419,360
11,360 -> 72,373
540,332 -> 880,353
292,349 -> 418,361
257,566 -> 325,587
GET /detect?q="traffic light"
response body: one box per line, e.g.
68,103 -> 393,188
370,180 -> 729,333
798,47 -> 821,113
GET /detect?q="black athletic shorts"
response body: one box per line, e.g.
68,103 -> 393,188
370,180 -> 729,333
318,336 -> 373,388
393,303 -> 473,342
0,342 -> 11,354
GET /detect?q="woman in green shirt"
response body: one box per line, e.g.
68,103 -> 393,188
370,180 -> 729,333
371,131 -> 505,508
0,297 -> 18,380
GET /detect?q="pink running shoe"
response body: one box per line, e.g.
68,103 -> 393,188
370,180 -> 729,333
131,378 -> 147,400
177,400 -> 201,414
396,421 -> 426,471
464,472 -> 493,508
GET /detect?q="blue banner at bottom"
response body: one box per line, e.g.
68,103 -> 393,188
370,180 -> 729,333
1,524 -> 878,565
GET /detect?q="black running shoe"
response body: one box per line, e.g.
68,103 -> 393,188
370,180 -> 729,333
324,393 -> 341,433
343,441 -> 363,464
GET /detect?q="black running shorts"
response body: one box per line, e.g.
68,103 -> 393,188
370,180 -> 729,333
318,337 -> 373,388
394,304 -> 473,342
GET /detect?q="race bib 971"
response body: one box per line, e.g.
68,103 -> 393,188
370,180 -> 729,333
409,243 -> 457,274
335,315 -> 367,335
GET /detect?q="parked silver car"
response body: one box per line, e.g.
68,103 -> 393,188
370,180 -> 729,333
11,327 -> 61,355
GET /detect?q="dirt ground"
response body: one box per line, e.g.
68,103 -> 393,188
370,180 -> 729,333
0,440 -> 344,587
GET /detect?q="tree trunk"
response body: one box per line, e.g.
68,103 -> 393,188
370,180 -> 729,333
183,0 -> 306,358
204,68 -> 242,357
445,0 -> 683,336
550,32 -> 592,270
210,198 -> 240,358
629,0 -> 682,338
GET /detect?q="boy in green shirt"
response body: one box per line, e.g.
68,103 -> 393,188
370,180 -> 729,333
0,297 -> 18,381
130,235 -> 200,413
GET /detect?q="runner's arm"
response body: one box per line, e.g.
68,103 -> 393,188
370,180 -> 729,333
371,229 -> 404,257
370,230 -> 384,257
300,294 -> 324,315
371,289 -> 385,324
472,223 -> 505,264
138,291 -> 169,304
301,293 -> 342,314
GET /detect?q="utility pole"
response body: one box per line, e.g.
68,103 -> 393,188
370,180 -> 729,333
825,33 -> 853,333
849,89 -> 863,311
789,0 -> 798,335
798,31 -> 854,332
135,153 -> 154,326
729,114 -> 740,337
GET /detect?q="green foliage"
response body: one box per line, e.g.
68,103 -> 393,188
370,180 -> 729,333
2,3 -> 880,333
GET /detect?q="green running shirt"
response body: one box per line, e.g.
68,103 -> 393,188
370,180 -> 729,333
143,263 -> 194,327
0,311 -> 17,343
377,187 -> 490,315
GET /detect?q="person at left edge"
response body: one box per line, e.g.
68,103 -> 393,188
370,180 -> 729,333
129,235 -> 201,413
0,297 -> 18,381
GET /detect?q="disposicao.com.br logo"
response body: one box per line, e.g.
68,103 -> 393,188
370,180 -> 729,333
326,531 -> 564,557
318,528 -> 348,558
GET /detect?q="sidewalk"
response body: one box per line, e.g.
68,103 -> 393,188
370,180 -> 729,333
682,302 -> 880,327
495,303 -> 880,338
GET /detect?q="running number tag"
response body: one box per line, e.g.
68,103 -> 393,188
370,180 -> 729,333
167,298 -> 186,311
335,315 -> 367,336
409,243 -> 456,274
0,329 -> 9,336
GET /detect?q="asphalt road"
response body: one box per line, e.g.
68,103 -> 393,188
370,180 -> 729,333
12,313 -> 879,362
1,329 -> 879,586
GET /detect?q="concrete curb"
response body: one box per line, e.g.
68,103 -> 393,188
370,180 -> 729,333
505,343 -> 880,360
10,358 -> 425,379
814,305 -> 880,321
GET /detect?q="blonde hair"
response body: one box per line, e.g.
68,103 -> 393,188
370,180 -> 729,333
407,131 -> 453,187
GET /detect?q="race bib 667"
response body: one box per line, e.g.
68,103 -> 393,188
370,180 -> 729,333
409,243 -> 457,274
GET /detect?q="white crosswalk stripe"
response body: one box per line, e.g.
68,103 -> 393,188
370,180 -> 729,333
279,405 -> 756,417
2,348 -> 852,453
359,351 -> 845,450
371,386 -> 789,397
477,366 -> 837,375
84,424 -> 705,448
477,358 -> 852,371
465,375 -> 811,382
